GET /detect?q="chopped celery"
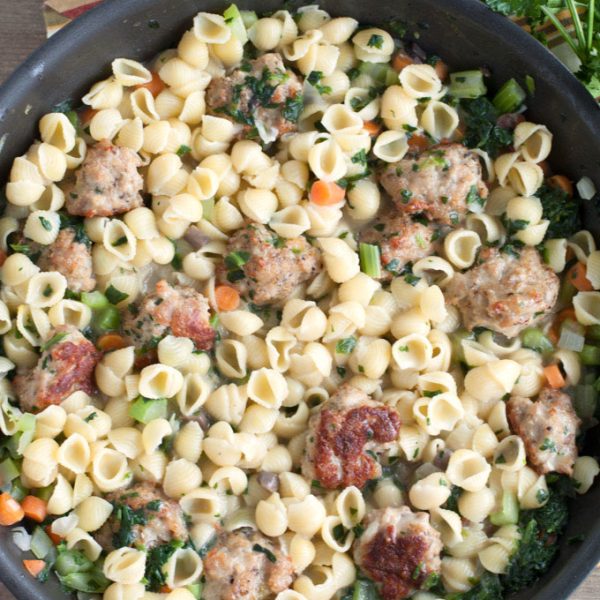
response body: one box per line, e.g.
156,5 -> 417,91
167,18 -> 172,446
240,10 -> 258,29
490,491 -> 519,526
187,583 -> 203,599
350,578 -> 380,600
58,569 -> 109,593
55,549 -> 93,576
521,328 -> 553,354
129,396 -> 168,424
10,480 -> 28,502
358,61 -> 396,86
35,484 -> 54,502
587,324 -> 600,341
0,457 -> 20,484
31,526 -> 55,560
16,413 -> 36,455
580,344 -> 600,365
201,198 -> 215,222
80,291 -> 109,311
558,319 -> 585,352
223,4 -> 248,43
94,305 -> 121,331
450,329 -> 474,363
574,384 -> 597,419
449,70 -> 487,98
359,243 -> 381,278
493,78 -> 526,113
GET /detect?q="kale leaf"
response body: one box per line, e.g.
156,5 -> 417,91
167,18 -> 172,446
460,97 -> 513,157
535,183 -> 581,239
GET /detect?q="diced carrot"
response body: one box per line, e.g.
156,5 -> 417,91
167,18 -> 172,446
453,122 -> 466,142
0,492 -> 24,526
566,261 -> 593,292
0,250 -> 6,267
214,285 -> 241,312
547,327 -> 559,346
407,133 -> 430,153
392,52 -> 415,72
159,585 -> 172,593
23,559 -> 46,578
135,71 -> 166,97
363,120 -> 382,136
548,174 -> 574,198
97,333 -> 129,352
544,364 -> 566,389
309,180 -> 346,206
21,496 -> 47,523
433,59 -> 448,81
45,525 -> 62,546
79,107 -> 97,125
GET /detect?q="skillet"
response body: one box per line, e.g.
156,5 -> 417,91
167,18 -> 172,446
0,0 -> 598,598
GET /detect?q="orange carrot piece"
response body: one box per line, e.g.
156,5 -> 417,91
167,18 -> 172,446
548,174 -> 574,198
566,261 -> 593,292
23,560 -> 46,578
79,107 -> 97,125
21,496 -> 47,523
392,52 -> 415,72
45,525 -> 62,546
363,120 -> 382,136
97,333 -> 129,352
309,180 -> 346,206
407,133 -> 430,153
0,492 -> 24,526
0,250 -> 7,267
433,59 -> 448,81
544,364 -> 566,389
135,71 -> 166,97
214,285 -> 241,312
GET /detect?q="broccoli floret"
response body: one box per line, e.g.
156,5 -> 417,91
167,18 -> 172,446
459,97 -> 514,158
500,487 -> 569,594
446,572 -> 503,600
535,183 -> 581,239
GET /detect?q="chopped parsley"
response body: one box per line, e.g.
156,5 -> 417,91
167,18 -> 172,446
539,437 -> 557,453
252,543 -> 277,563
176,144 -> 191,157
366,34 -> 384,49
39,216 -> 52,231
105,285 -> 129,305
307,70 -> 332,95
466,184 -> 485,209
336,337 -> 357,354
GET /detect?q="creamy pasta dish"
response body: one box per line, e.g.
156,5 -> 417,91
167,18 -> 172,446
0,4 -> 599,600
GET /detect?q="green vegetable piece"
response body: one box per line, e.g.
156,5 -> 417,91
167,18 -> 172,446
55,549 -> 94,576
492,78 -> 526,113
186,583 -> 203,599
223,4 -> 248,43
95,305 -> 121,331
490,490 -> 519,526
536,183 -> 580,240
0,457 -> 19,483
30,526 -> 55,560
240,10 -> 258,29
359,243 -> 381,278
225,251 -> 251,269
336,337 -> 357,355
10,480 -> 28,502
35,484 -> 54,502
129,396 -> 168,424
58,569 -> 110,593
351,578 -> 380,600
81,291 -> 110,311
586,324 -> 600,342
105,284 -> 129,305
449,70 -> 487,99
573,383 -> 597,419
521,328 -> 554,354
40,332 -> 67,352
580,343 -> 600,365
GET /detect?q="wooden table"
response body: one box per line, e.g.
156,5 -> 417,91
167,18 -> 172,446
0,0 -> 597,598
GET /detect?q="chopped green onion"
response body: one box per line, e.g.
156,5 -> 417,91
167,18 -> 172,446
81,291 -> 109,311
104,285 -> 128,306
521,328 -> 554,354
0,457 -> 20,483
580,344 -> 600,366
40,332 -> 67,352
351,578 -> 380,600
58,569 -> 109,593
94,306 -> 121,331
490,491 -> 519,526
55,549 -> 93,576
558,319 -> 585,352
448,70 -> 487,98
492,78 -> 526,114
223,4 -> 248,43
573,384 -> 597,420
240,9 -> 257,29
16,413 -> 36,455
224,251 -> 250,270
31,526 -> 55,560
359,243 -> 381,278
129,396 -> 168,424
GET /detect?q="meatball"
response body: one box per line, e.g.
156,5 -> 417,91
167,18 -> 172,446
203,528 -> 295,600
123,280 -> 215,351
206,53 -> 303,142
445,246 -> 559,337
507,387 -> 580,476
37,228 -> 95,293
12,326 -> 101,412
379,143 -> 488,225
359,210 -> 438,279
95,483 -> 188,551
217,223 -> 321,306
66,139 -> 143,217
302,385 -> 401,490
353,507 -> 442,600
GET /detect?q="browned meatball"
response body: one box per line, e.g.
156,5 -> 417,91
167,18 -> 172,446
66,139 -> 143,217
360,210 -> 438,280
95,483 -> 188,551
123,280 -> 215,351
507,387 -> 580,476
302,385 -> 401,490
379,143 -> 488,225
217,223 -> 321,306
445,246 -> 559,337
37,229 -> 95,293
353,507 -> 442,600
206,53 -> 303,142
13,326 -> 101,412
203,528 -> 295,600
